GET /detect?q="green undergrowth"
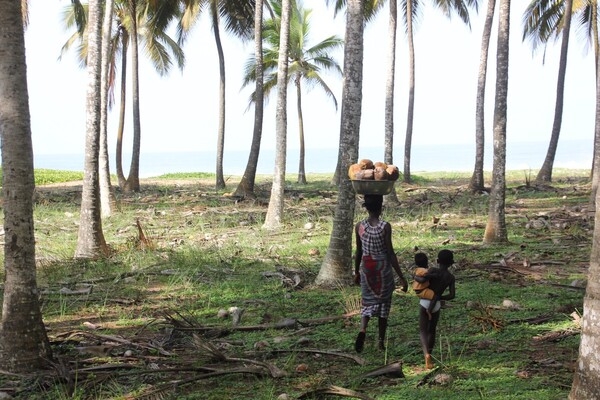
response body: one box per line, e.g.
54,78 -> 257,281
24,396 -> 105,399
0,169 -> 591,399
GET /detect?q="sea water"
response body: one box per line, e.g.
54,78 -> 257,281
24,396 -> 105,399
31,139 -> 592,178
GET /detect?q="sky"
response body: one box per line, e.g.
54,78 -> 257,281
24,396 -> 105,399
24,0 -> 595,163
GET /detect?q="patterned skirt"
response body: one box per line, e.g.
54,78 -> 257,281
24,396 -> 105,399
359,254 -> 394,318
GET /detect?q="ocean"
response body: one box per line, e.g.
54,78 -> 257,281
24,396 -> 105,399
32,139 -> 593,179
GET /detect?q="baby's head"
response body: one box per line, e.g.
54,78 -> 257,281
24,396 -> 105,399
414,252 -> 428,268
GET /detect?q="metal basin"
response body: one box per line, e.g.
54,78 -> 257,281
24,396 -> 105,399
351,179 -> 395,195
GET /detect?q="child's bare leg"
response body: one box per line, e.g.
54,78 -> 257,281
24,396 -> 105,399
427,300 -> 436,321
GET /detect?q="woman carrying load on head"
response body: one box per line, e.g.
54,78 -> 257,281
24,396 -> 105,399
353,194 -> 408,353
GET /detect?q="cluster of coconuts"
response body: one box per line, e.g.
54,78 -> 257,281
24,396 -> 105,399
348,159 -> 400,181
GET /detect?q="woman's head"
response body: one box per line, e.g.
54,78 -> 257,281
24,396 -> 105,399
363,194 -> 383,215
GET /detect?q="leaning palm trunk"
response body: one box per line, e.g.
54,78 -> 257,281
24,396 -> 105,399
470,0 -> 495,192
403,0 -> 415,184
76,0 -> 108,258
212,3 -> 227,190
263,0 -> 292,230
483,0 -> 510,244
316,0 -> 364,286
535,0 -> 573,184
0,0 -> 53,372
384,0 -> 399,203
234,0 -> 265,199
99,0 -> 116,217
124,0 -> 141,193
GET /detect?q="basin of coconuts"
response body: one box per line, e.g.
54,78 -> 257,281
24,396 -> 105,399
348,159 -> 399,195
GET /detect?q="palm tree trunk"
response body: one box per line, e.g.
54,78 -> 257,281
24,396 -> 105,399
116,30 -> 128,189
0,0 -> 53,372
384,0 -> 399,203
470,0 -> 495,192
212,1 -> 226,190
403,0 -> 415,184
234,0 -> 265,199
125,0 -> 141,192
76,0 -> 108,258
570,154 -> 600,397
535,0 -> 573,184
316,0 -> 364,286
483,0 -> 510,244
570,60 -> 600,392
263,0 -> 292,230
296,75 -> 307,184
99,0 -> 116,217
590,3 -> 599,209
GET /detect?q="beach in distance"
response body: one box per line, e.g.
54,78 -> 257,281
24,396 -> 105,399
32,139 -> 593,179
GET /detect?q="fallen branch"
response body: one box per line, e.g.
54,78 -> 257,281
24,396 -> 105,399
269,348 -> 366,366
507,314 -> 554,325
416,366 -> 441,388
360,361 -> 404,380
54,330 -> 174,357
533,328 -> 580,343
298,385 -> 374,400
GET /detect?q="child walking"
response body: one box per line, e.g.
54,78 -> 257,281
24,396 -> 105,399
412,252 -> 438,320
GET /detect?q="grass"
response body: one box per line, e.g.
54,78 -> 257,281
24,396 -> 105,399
0,168 -> 592,399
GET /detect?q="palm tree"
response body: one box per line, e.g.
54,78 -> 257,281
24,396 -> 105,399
179,1 -> 255,190
100,0 -> 117,217
402,0 -> 480,184
0,0 -> 53,372
315,0 -> 364,285
384,0 -> 400,203
483,0 -> 510,244
242,0 -> 343,184
327,0 -> 384,186
61,0 -> 185,193
233,0 -> 267,198
76,0 -> 109,258
263,0 -> 292,230
469,0 -> 496,192
523,0 -> 575,184
570,25 -> 600,398
123,0 -> 141,192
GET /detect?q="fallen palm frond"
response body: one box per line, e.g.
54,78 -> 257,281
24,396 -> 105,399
53,330 -> 174,357
192,334 -> 287,378
468,301 -> 505,332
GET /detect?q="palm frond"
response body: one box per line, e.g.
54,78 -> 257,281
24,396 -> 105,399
522,0 -> 563,51
219,0 -> 255,40
401,0 -> 423,33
